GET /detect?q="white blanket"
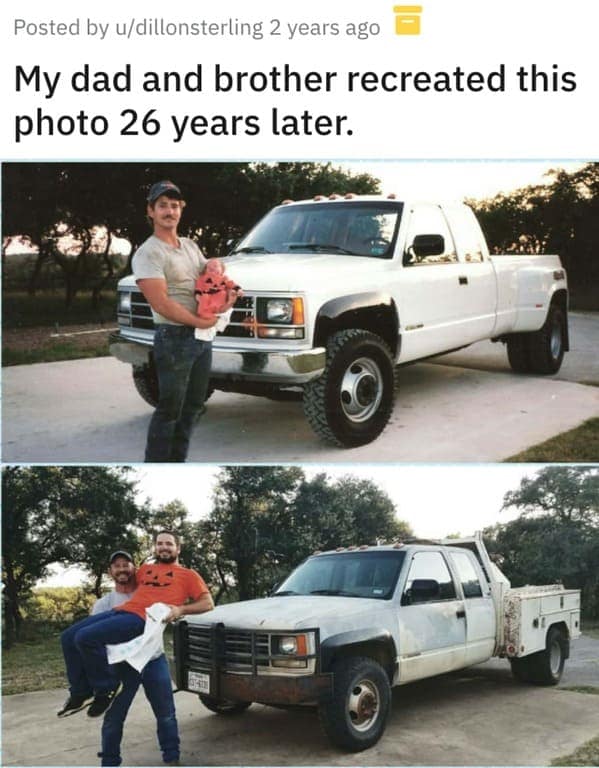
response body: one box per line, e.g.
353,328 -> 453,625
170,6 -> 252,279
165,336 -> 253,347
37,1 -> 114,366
106,602 -> 171,672
194,308 -> 233,341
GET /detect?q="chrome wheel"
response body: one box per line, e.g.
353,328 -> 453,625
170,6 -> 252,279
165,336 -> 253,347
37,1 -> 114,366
347,678 -> 380,732
340,358 -> 383,423
549,638 -> 562,676
550,319 -> 562,360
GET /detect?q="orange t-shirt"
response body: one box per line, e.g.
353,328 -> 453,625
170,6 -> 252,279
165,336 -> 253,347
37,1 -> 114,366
115,562 -> 209,620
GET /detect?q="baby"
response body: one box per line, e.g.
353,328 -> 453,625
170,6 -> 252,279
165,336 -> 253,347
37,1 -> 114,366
195,259 -> 241,318
194,259 -> 241,341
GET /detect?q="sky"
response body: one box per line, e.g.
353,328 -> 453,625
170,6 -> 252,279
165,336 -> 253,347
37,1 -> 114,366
42,463 -> 542,587
342,160 -> 586,201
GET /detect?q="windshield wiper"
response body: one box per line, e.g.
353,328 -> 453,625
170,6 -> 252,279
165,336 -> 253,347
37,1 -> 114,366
309,589 -> 362,597
232,246 -> 272,254
287,243 -> 357,255
271,590 -> 299,596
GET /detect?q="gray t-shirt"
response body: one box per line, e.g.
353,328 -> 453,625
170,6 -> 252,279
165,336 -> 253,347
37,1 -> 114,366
91,590 -> 132,615
131,235 -> 207,324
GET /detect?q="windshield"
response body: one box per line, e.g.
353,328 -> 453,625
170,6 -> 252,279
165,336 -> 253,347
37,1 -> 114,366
273,550 -> 405,600
233,201 -> 403,259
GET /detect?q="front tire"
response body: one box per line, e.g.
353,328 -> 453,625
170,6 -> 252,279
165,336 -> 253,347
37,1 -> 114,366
198,693 -> 251,715
303,330 -> 396,448
132,360 -> 214,408
132,362 -> 159,407
318,657 -> 391,752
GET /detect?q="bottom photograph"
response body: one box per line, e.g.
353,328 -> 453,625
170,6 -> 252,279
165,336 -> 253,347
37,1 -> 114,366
2,463 -> 598,767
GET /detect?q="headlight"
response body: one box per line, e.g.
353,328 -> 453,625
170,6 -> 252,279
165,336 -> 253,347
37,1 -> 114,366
258,297 -> 305,325
118,292 -> 132,313
272,633 -> 311,669
279,636 -> 300,654
266,299 -> 294,324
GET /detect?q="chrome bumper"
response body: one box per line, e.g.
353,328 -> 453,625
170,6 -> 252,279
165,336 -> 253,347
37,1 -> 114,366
109,332 -> 326,384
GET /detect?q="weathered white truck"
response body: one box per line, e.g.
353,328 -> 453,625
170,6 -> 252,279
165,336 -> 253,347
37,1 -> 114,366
173,533 -> 581,752
110,195 -> 569,446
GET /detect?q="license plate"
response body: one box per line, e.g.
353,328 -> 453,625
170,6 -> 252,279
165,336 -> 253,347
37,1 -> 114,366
187,671 -> 210,694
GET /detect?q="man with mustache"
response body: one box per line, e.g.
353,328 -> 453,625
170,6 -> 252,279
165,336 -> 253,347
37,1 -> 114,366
132,181 -> 238,462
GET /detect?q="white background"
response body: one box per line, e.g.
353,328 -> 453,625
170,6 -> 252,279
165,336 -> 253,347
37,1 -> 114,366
2,0 -> 598,159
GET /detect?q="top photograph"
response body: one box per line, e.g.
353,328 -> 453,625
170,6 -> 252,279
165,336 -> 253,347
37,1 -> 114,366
2,160 -> 598,464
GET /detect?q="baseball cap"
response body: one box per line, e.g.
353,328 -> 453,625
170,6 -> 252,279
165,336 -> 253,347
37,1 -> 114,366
147,180 -> 183,203
109,550 -> 134,565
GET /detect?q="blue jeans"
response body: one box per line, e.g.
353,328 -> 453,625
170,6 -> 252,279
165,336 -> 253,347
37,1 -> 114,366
145,325 -> 212,462
99,655 -> 179,767
60,611 -> 145,696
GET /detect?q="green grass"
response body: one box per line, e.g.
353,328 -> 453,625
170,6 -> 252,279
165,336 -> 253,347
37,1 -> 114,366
582,622 -> 599,640
2,626 -> 175,696
2,631 -> 67,695
561,686 -> 599,695
506,418 -> 599,463
551,735 -> 599,766
3,290 -> 116,330
3,340 -> 110,366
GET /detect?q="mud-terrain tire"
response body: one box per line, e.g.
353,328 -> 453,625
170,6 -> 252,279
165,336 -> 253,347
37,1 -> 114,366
506,304 -> 565,375
303,330 -> 395,448
132,363 -> 159,407
509,656 -> 534,683
531,626 -> 567,685
198,694 -> 251,715
132,361 -> 214,409
510,626 -> 567,686
506,336 -> 531,373
528,305 -> 566,374
318,656 -> 391,752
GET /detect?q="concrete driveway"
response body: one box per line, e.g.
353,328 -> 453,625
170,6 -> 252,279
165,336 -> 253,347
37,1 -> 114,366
2,313 -> 598,463
2,635 -> 598,766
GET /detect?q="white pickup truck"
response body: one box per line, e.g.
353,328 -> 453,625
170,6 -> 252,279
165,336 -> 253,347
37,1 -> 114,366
173,533 -> 581,752
110,195 -> 569,446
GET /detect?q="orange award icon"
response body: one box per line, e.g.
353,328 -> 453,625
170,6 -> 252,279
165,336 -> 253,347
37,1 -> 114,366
393,5 -> 423,35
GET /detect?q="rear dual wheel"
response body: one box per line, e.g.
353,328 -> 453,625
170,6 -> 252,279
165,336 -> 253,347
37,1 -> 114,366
507,304 -> 565,375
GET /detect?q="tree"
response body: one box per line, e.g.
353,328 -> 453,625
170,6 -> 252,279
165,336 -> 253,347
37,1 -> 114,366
2,161 -> 381,306
206,466 -> 305,601
469,162 -> 599,306
201,468 -> 411,603
1,466 -> 147,644
485,466 -> 599,618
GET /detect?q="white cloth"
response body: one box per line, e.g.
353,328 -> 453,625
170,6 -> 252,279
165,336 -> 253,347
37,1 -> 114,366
106,602 -> 171,672
194,308 -> 233,341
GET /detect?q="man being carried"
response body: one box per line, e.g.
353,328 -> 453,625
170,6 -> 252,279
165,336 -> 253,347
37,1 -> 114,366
59,530 -> 213,719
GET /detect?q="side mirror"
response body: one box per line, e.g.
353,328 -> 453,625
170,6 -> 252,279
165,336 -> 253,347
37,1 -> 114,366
403,578 -> 441,605
405,234 -> 445,264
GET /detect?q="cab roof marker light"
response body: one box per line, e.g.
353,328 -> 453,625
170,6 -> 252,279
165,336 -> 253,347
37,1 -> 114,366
387,193 -> 397,199
313,195 -> 325,201
344,192 -> 356,199
281,199 -> 294,205
336,547 -> 345,552
328,193 -> 340,200
393,542 -> 404,548
359,544 -> 369,550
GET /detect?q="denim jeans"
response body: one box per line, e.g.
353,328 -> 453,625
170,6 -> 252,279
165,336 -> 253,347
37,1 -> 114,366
60,610 -> 145,696
99,655 -> 179,767
145,325 -> 212,462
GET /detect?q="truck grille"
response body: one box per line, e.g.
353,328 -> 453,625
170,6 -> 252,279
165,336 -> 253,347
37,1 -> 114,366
118,291 -> 259,339
187,624 -> 270,672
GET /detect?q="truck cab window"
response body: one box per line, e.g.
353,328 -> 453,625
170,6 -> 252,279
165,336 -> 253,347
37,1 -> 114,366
450,551 -> 485,598
404,205 -> 457,265
402,551 -> 457,604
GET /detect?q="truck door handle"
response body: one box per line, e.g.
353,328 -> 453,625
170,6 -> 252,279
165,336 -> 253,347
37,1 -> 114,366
458,276 -> 468,285
456,609 -> 466,619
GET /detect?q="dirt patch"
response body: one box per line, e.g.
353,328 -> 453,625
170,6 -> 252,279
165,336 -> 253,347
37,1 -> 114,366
2,323 -> 117,363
